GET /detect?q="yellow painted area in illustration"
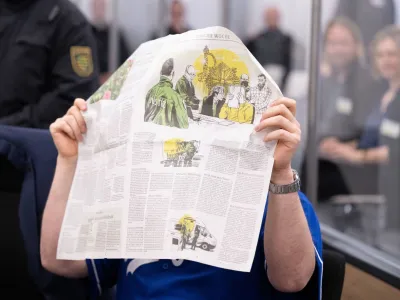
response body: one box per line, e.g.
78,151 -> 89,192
178,214 -> 196,233
163,138 -> 184,155
193,48 -> 249,97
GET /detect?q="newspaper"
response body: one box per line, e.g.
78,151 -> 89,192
57,27 -> 282,272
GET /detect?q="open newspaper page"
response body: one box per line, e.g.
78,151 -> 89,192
57,27 -> 282,272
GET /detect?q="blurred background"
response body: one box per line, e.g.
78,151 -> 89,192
2,0 -> 400,299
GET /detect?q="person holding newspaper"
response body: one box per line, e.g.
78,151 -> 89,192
41,98 -> 323,299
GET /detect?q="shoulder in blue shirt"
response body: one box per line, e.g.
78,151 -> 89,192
86,192 -> 323,300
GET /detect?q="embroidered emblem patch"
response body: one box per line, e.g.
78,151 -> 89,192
70,46 -> 94,77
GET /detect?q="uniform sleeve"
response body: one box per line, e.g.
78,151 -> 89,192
0,10 -> 99,128
86,259 -> 120,299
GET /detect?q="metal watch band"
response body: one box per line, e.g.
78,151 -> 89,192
269,169 -> 301,194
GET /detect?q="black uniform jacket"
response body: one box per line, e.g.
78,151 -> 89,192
0,0 -> 99,128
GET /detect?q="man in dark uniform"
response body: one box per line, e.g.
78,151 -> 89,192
0,0 -> 99,128
0,1 -> 99,297
91,0 -> 131,84
246,7 -> 292,93
0,0 -> 99,185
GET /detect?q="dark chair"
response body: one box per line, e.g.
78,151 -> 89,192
300,248 -> 345,299
0,125 -> 114,299
322,249 -> 346,300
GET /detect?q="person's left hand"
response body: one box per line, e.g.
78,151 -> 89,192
255,98 -> 300,182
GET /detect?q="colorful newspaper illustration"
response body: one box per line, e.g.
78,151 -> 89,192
57,27 -> 282,272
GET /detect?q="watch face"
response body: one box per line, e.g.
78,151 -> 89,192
293,169 -> 300,181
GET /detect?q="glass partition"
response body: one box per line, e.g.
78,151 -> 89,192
244,0 -> 400,279
302,0 -> 400,269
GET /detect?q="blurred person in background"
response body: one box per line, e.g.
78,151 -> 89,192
152,0 -> 190,39
246,6 -> 292,93
91,0 -> 131,84
335,0 -> 395,53
320,26 -> 400,228
302,17 -> 385,201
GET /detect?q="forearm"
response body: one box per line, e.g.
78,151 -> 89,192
40,156 -> 87,278
319,137 -> 340,155
264,168 -> 315,292
364,146 -> 389,163
319,137 -> 354,158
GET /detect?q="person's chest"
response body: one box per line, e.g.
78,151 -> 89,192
115,247 -> 269,299
255,32 -> 286,63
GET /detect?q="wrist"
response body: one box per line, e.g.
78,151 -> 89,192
358,149 -> 368,163
271,166 -> 293,185
57,155 -> 78,168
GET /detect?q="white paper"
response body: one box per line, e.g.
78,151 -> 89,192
57,27 -> 282,272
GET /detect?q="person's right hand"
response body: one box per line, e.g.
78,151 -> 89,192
50,98 -> 87,161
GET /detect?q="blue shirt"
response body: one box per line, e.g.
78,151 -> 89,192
86,192 -> 323,300
358,106 -> 385,149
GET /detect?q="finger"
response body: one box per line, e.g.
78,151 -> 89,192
50,118 -> 76,140
256,115 -> 298,133
74,98 -> 87,111
263,129 -> 300,145
260,103 -> 295,123
68,106 -> 87,133
270,97 -> 297,116
64,115 -> 83,141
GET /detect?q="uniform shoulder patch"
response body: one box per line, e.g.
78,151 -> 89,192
70,46 -> 94,77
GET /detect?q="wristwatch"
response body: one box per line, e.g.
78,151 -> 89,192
269,169 -> 301,194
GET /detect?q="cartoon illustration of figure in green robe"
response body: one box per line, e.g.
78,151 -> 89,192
144,58 -> 189,129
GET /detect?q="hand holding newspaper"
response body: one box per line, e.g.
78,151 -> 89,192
57,27 -> 282,272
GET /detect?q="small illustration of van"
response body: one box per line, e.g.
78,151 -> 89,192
171,215 -> 217,252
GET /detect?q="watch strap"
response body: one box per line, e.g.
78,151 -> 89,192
269,169 -> 301,194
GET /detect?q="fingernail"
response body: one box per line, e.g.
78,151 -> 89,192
254,125 -> 259,132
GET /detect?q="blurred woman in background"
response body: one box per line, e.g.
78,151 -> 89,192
302,17 -> 385,201
320,26 -> 400,228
